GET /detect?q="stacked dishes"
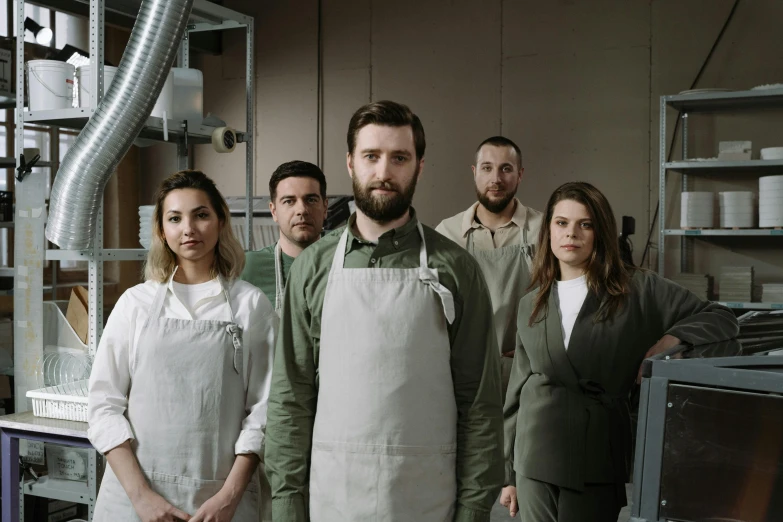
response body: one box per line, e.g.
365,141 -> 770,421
680,192 -> 714,229
762,284 -> 783,304
718,191 -> 754,228
139,205 -> 154,249
34,352 -> 92,396
718,266 -> 754,302
759,175 -> 783,228
760,147 -> 783,160
670,273 -> 712,300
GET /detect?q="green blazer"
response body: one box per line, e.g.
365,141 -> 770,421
503,269 -> 739,491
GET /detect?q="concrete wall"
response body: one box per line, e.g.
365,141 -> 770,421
183,0 -> 783,288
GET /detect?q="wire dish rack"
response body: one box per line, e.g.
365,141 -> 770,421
26,302 -> 91,422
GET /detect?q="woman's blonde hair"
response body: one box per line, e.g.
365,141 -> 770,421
144,170 -> 245,282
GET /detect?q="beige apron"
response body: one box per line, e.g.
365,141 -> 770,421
93,276 -> 259,521
465,213 -> 534,393
273,241 -> 285,314
309,223 -> 457,522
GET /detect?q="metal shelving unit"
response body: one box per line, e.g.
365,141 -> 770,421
24,109 -> 246,144
665,159 -> 783,172
10,0 -> 255,516
658,87 -> 783,311
664,228 -> 783,236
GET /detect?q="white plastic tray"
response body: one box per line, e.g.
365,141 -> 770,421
27,380 -> 88,423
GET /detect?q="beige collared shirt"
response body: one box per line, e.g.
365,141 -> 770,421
435,197 -> 544,250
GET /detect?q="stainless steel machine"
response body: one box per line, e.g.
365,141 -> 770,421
632,312 -> 783,522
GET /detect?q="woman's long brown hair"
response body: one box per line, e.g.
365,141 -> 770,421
528,181 -> 633,327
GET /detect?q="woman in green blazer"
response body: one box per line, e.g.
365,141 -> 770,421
499,182 -> 738,521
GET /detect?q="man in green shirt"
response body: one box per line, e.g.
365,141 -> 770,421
241,161 -> 328,312
265,100 -> 504,522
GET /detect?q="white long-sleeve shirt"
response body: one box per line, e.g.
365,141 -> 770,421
555,275 -> 588,349
87,276 -> 278,459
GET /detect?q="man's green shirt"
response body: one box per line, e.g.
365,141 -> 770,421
241,243 -> 294,307
264,209 -> 505,522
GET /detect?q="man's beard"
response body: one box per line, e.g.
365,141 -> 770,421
476,186 -> 516,214
352,167 -> 419,223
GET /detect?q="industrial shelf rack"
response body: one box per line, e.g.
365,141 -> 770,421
658,87 -> 783,311
9,0 -> 255,517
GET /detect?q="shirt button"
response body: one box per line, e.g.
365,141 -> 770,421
370,258 -> 377,264
394,240 -> 399,246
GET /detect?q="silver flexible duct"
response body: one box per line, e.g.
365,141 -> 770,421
46,0 -> 195,249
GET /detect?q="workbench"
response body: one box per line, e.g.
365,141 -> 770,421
0,412 -> 100,521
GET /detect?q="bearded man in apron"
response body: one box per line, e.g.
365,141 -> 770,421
436,136 -> 543,396
242,161 -> 329,315
265,100 -> 505,522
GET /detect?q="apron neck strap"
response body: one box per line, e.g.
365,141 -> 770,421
150,275 -> 169,318
415,222 -> 428,269
274,241 -> 285,311
331,221 -> 428,272
152,269 -> 237,322
218,275 -> 237,322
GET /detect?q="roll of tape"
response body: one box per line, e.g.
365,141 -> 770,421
212,127 -> 237,153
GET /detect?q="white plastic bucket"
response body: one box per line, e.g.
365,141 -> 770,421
26,60 -> 75,111
76,65 -> 118,108
151,67 -> 203,127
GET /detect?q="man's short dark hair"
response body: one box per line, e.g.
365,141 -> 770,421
475,136 -> 523,169
269,161 -> 327,201
347,100 -> 426,161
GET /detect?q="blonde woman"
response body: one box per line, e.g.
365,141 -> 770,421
88,170 -> 277,521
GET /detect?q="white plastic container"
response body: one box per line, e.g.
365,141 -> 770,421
76,64 -> 118,108
151,67 -> 203,127
28,383 -> 88,422
43,301 -> 87,353
26,60 -> 75,111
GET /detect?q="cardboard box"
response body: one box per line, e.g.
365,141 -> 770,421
65,286 -> 89,345
0,48 -> 10,93
0,318 -> 12,367
48,505 -> 78,522
0,375 -> 10,399
718,140 -> 752,160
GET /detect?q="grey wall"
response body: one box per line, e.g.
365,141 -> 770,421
187,0 -> 783,284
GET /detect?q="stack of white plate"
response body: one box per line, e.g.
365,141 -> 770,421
760,147 -> 783,160
718,191 -> 754,228
680,192 -> 714,228
762,284 -> 783,303
718,266 -> 754,302
139,205 -> 154,249
759,175 -> 783,228
670,273 -> 713,300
